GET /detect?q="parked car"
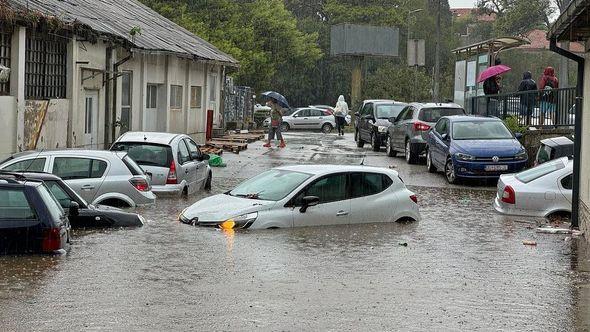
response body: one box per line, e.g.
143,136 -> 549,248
279,107 -> 336,133
425,116 -> 528,184
386,103 -> 466,163
0,174 -> 71,254
535,136 -> 573,166
262,109 -> 296,128
355,100 -> 407,151
2,171 -> 145,228
111,132 -> 211,196
494,157 -> 572,218
311,105 -> 351,125
0,150 -> 155,208
179,165 -> 420,229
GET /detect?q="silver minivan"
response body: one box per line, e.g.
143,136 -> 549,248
111,132 -> 212,196
0,150 -> 156,207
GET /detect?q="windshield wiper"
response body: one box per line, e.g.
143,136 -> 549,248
233,191 -> 264,200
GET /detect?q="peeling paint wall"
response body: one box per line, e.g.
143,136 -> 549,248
0,96 -> 17,159
25,99 -> 69,151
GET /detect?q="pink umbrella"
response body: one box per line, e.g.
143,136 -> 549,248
477,65 -> 512,83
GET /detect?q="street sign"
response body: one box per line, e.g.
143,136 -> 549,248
331,24 -> 399,57
407,39 -> 425,66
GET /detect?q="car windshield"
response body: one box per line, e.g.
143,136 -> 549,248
452,121 -> 513,140
375,104 -> 405,119
516,158 -> 567,183
112,143 -> 171,168
229,169 -> 312,201
419,108 -> 465,123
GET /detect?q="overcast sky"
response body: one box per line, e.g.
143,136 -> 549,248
449,0 -> 477,8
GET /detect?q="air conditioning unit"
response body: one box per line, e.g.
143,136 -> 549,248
0,65 -> 10,84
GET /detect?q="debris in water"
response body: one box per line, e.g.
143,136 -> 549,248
522,240 -> 537,246
536,227 -> 571,234
388,165 -> 397,169
398,242 -> 408,247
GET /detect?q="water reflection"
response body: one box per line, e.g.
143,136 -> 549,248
570,238 -> 590,331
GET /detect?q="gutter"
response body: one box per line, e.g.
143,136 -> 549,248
550,37 -> 585,229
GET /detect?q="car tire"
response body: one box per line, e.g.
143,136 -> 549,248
371,133 -> 381,152
204,172 -> 212,190
445,157 -> 458,184
280,123 -> 289,132
322,123 -> 333,134
426,149 -> 437,173
405,140 -> 418,164
386,136 -> 397,157
355,130 -> 365,148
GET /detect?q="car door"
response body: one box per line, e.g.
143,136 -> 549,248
558,173 -> 573,204
393,107 -> 411,149
51,156 -> 108,204
185,138 -> 207,190
177,139 -> 198,193
292,173 -> 350,227
309,109 -> 325,129
360,103 -> 374,141
430,119 -> 449,167
349,172 -> 397,223
292,109 -> 308,129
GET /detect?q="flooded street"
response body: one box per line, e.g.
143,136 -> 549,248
1,132 -> 589,331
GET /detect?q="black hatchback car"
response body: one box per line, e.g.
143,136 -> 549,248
355,100 -> 408,151
6,172 -> 145,228
0,175 -> 71,254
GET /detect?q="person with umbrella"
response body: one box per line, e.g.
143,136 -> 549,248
478,64 -> 511,116
262,91 -> 288,148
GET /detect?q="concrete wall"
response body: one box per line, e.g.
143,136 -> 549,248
521,128 -> 574,167
33,99 -> 70,150
0,96 -> 17,160
579,54 -> 590,238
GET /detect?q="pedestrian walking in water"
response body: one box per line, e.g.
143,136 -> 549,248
334,95 -> 348,136
518,71 -> 537,118
538,66 -> 559,125
263,98 -> 286,148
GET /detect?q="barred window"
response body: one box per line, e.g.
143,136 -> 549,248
25,34 -> 67,99
0,29 -> 11,95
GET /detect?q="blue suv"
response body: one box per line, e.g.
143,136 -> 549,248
426,116 -> 528,184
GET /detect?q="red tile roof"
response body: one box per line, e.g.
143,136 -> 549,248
520,29 -> 585,52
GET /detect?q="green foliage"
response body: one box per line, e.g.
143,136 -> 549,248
363,64 -> 432,102
477,0 -> 553,36
504,115 -> 527,134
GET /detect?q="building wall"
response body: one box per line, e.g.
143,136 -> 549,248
579,54 -> 590,239
0,96 -> 17,160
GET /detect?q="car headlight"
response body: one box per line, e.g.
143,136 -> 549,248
455,153 -> 476,161
377,126 -> 387,133
515,151 -> 528,160
221,212 -> 258,229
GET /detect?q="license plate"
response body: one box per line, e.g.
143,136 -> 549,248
485,165 -> 508,172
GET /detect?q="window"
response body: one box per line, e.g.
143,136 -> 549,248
310,109 -> 324,117
403,108 -> 415,120
122,155 -> 145,176
112,143 -> 172,168
351,173 -> 392,198
375,104 -> 406,119
37,184 -> 64,221
298,173 -> 347,205
170,85 -> 183,109
0,189 -> 36,220
45,181 -> 72,208
0,28 -> 11,95
120,72 -> 132,133
2,158 -> 46,172
419,108 -> 465,123
190,86 -> 202,108
296,109 -> 310,117
185,139 -> 201,159
178,141 -> 191,164
452,121 -> 513,140
209,75 -> 217,102
434,119 -> 447,135
362,103 -> 373,116
25,34 -> 67,99
146,84 -> 158,108
561,174 -> 573,190
516,159 -> 566,184
84,97 -> 93,134
52,158 -> 107,180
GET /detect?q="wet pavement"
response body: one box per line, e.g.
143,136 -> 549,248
1,132 -> 589,331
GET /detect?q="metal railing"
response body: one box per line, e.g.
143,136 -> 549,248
466,87 -> 576,127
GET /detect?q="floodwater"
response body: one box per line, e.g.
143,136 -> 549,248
0,133 -> 589,331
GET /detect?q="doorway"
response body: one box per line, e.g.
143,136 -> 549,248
84,91 -> 99,148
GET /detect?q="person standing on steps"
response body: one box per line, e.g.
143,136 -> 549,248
263,98 -> 286,148
334,95 -> 349,136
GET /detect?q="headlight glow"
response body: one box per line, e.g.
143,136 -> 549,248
223,212 -> 258,228
377,126 -> 387,133
455,153 -> 476,161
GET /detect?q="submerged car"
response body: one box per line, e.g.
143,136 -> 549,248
179,165 -> 420,229
494,157 -> 572,218
426,116 -> 528,184
534,136 -> 573,166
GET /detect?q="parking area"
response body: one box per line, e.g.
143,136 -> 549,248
0,132 -> 589,331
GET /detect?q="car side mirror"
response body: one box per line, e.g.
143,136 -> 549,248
69,201 -> 79,218
514,132 -> 523,139
354,112 -> 360,117
299,196 -> 320,213
441,133 -> 449,141
388,117 -> 397,123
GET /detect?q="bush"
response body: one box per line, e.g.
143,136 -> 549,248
504,116 -> 527,134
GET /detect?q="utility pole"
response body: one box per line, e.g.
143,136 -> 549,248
408,8 -> 424,101
433,0 -> 441,102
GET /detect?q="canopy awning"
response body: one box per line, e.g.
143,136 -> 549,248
452,37 -> 530,57
549,0 -> 590,43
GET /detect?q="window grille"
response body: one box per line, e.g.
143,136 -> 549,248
0,29 -> 11,95
25,34 -> 67,99
170,85 -> 183,109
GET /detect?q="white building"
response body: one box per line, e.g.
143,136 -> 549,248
0,0 -> 238,158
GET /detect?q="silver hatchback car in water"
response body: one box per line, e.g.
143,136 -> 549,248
111,132 -> 212,196
0,150 -> 156,208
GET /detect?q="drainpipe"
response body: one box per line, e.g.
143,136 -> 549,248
111,53 -> 132,142
104,46 -> 113,149
550,38 -> 585,229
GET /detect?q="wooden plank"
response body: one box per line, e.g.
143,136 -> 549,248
213,137 -> 249,143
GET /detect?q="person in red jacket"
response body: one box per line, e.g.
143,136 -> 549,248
538,67 -> 559,125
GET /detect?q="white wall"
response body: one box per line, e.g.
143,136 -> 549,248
0,96 -> 17,159
579,54 -> 590,237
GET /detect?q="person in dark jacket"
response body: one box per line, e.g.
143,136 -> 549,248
518,71 -> 537,117
483,75 -> 501,116
538,66 -> 559,125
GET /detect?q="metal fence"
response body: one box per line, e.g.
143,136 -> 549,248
466,87 -> 576,127
223,77 -> 254,129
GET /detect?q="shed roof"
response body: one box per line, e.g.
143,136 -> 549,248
452,36 -> 530,57
7,0 -> 238,66
548,0 -> 590,44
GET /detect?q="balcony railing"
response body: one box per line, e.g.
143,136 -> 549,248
465,87 -> 576,127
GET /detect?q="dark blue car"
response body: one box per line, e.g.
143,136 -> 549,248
425,116 -> 528,184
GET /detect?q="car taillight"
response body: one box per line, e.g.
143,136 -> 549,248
130,177 -> 150,192
501,185 -> 516,204
42,228 -> 62,253
166,161 -> 177,184
410,194 -> 418,204
413,122 -> 431,131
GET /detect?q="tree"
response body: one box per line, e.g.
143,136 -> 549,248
476,0 -> 553,36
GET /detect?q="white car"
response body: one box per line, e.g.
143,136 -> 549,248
494,157 -> 572,218
179,165 -> 420,229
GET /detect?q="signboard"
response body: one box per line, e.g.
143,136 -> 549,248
407,39 -> 425,66
331,24 -> 399,57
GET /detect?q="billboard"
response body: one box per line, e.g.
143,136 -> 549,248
330,24 -> 399,57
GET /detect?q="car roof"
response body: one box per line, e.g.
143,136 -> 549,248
373,101 -> 407,106
8,149 -> 126,160
541,136 -> 574,147
274,164 -> 399,177
443,115 -> 499,122
116,131 -> 184,145
411,102 -> 463,109
362,99 -> 395,104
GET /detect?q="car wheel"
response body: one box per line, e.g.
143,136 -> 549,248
405,140 -> 418,164
386,136 -> 397,157
355,130 -> 365,148
322,123 -> 333,134
445,157 -> 458,184
426,149 -> 437,173
204,172 -> 212,190
371,133 -> 381,152
280,123 -> 289,132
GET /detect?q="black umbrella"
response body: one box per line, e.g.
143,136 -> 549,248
261,91 -> 290,109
